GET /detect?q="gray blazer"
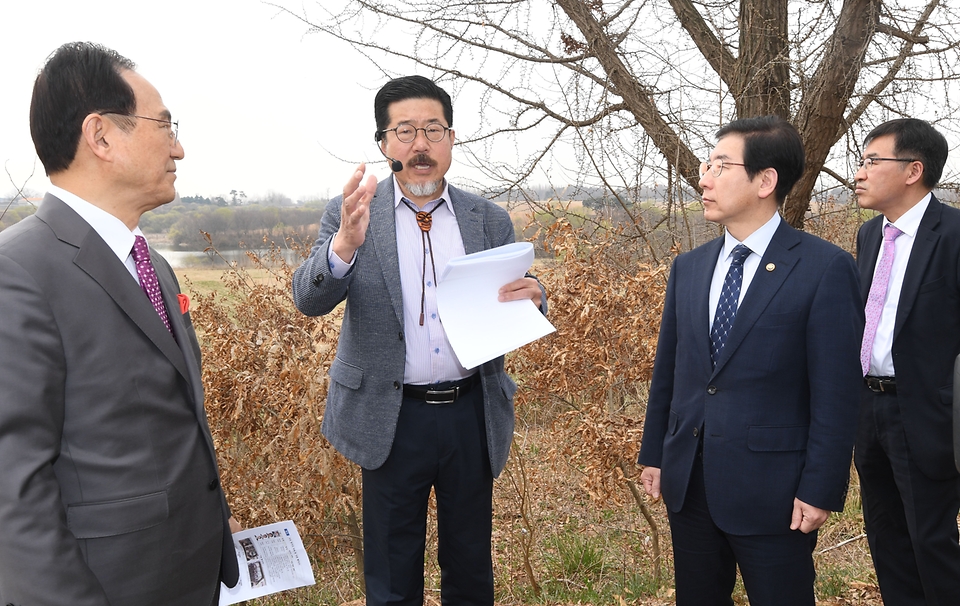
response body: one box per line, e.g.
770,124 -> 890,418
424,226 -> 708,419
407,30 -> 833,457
0,195 -> 238,606
292,179 -> 544,476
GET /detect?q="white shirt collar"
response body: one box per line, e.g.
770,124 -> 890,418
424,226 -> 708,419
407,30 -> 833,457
721,212 -> 781,260
885,192 -> 931,238
48,184 -> 144,263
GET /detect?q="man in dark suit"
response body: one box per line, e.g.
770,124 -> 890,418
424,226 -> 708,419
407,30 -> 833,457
291,76 -> 546,606
638,116 -> 863,606
854,118 -> 960,605
0,42 -> 239,605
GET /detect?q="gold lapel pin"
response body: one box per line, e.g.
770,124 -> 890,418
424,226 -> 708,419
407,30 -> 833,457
765,263 -> 776,272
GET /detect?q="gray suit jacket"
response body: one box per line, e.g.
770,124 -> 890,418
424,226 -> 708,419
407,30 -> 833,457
292,179 -> 543,476
0,195 -> 238,606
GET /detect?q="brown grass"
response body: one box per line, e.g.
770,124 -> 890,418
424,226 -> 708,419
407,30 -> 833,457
187,219 -> 891,605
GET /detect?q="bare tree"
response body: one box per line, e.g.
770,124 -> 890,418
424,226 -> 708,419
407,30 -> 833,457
270,0 -> 960,233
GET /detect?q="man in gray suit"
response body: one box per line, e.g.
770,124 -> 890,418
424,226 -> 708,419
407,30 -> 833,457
292,75 -> 546,605
0,42 -> 239,605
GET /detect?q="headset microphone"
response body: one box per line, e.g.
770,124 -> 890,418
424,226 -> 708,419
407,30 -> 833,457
374,131 -> 404,172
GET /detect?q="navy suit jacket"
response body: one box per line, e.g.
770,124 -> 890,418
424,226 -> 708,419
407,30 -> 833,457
858,195 -> 960,480
639,220 -> 863,535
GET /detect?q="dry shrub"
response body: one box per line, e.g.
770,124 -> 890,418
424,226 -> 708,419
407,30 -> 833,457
511,219 -> 666,504
189,238 -> 364,590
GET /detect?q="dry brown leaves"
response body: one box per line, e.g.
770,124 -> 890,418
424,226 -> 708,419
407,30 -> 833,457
190,243 -> 362,564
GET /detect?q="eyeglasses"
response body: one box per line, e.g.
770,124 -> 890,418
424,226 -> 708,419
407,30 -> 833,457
102,112 -> 179,143
699,158 -> 747,178
380,124 -> 450,143
857,157 -> 917,170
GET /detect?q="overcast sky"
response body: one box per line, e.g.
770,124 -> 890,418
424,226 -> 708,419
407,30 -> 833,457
0,0 -> 463,202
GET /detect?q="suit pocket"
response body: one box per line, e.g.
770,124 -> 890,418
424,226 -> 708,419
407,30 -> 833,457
329,357 -> 364,390
67,491 -> 168,539
668,410 -> 681,436
753,310 -> 801,327
747,425 -> 808,452
918,275 -> 946,294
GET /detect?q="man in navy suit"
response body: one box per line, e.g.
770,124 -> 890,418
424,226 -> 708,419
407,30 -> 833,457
638,116 -> 863,605
854,118 -> 960,605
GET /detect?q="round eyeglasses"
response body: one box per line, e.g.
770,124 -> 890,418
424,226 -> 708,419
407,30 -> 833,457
380,124 -> 450,143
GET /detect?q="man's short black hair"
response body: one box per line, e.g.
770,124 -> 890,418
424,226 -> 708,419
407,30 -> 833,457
30,41 -> 137,175
716,116 -> 805,205
373,76 -> 453,142
864,118 -> 948,190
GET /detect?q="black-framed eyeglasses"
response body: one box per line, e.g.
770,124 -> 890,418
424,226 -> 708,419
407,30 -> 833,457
857,157 -> 917,170
102,112 -> 178,143
699,158 -> 747,178
380,124 -> 450,143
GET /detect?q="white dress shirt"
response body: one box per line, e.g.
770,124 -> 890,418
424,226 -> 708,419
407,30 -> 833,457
866,192 -> 931,377
709,212 -> 781,327
47,184 -> 146,285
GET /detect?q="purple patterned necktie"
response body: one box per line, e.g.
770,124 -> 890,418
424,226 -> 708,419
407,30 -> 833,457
710,244 -> 752,368
860,224 -> 903,376
132,235 -> 172,333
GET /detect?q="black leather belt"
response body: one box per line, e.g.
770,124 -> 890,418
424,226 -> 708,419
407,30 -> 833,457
403,373 -> 480,404
865,376 -> 896,394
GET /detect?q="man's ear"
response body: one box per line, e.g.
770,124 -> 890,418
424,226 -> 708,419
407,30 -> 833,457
758,167 -> 779,200
80,113 -> 112,161
904,160 -> 925,187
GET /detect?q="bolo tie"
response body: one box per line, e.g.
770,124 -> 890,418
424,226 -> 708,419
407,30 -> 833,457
401,197 -> 445,325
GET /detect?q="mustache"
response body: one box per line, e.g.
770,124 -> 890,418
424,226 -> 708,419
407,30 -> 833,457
409,154 -> 437,167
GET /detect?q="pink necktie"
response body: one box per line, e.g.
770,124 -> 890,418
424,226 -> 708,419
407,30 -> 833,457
860,224 -> 902,375
132,235 -> 172,333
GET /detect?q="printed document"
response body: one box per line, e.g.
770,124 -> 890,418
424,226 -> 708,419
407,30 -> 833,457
437,242 -> 555,369
219,520 -> 315,605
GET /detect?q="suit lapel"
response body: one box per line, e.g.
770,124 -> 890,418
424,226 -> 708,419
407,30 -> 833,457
693,238 -> 723,375
37,195 -> 190,382
712,221 -> 799,376
894,196 -> 942,341
858,217 -> 883,302
448,186 -> 486,254
369,180 -> 405,325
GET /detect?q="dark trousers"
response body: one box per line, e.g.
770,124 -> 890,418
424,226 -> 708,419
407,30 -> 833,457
667,451 -> 818,606
361,387 -> 494,606
855,388 -> 960,606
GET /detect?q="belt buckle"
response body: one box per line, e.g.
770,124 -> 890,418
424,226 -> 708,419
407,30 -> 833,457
425,387 -> 458,404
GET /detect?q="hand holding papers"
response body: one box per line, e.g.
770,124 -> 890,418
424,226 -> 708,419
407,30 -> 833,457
219,521 -> 315,605
437,242 -> 555,369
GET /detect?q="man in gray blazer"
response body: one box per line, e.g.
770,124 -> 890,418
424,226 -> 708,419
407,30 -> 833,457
0,42 -> 239,605
292,75 -> 546,606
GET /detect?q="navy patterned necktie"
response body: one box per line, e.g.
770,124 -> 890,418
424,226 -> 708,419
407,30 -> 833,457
710,244 -> 752,367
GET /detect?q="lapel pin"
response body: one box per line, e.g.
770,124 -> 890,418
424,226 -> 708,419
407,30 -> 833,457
765,263 -> 776,272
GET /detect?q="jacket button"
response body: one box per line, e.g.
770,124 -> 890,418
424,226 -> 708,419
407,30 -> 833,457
393,381 -> 401,390
693,427 -> 699,437
399,331 -> 404,341
707,385 -> 717,395
208,479 -> 219,491
312,274 -> 323,286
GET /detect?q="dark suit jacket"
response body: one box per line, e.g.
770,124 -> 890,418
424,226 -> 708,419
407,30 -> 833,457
292,179 -> 545,477
0,195 -> 238,606
639,220 -> 863,535
858,195 -> 960,480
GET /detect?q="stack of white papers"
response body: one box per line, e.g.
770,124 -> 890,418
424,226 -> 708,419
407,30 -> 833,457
437,242 -> 555,369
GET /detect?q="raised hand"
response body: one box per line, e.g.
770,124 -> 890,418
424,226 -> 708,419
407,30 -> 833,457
332,163 -> 377,262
